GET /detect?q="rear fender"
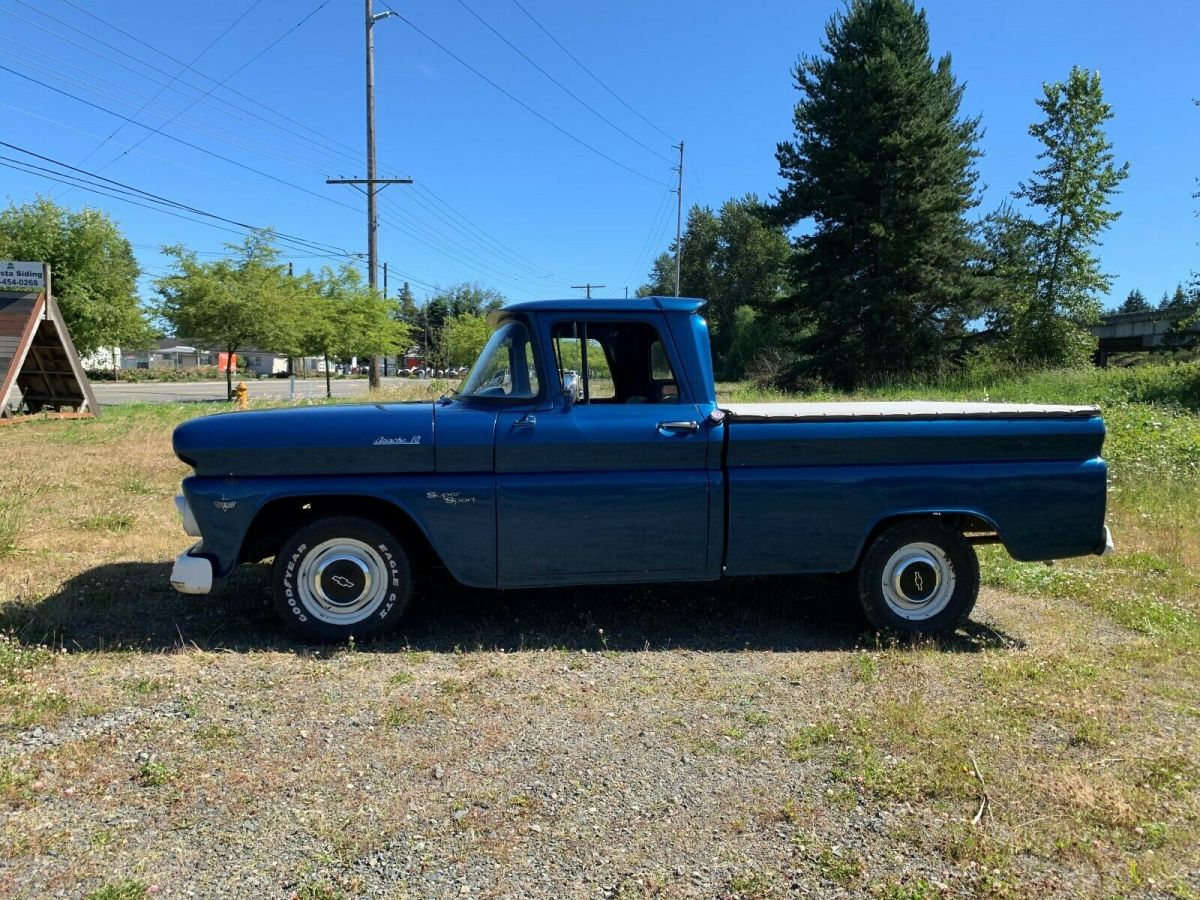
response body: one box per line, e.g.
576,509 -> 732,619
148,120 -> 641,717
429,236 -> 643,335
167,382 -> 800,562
854,508 -> 1002,568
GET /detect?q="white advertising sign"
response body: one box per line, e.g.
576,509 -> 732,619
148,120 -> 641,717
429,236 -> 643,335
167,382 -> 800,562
0,261 -> 46,291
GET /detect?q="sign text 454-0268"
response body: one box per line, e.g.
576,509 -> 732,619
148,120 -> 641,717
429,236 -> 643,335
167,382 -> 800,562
0,261 -> 45,291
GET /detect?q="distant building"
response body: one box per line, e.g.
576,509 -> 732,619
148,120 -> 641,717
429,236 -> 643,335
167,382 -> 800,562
81,347 -> 122,371
120,338 -> 328,376
241,350 -> 328,378
121,338 -> 218,370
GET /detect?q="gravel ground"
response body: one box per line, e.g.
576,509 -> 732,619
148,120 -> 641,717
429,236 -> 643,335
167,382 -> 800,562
2,572 -> 1196,899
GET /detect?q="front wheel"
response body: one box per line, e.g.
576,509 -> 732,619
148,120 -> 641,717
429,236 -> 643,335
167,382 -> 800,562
272,516 -> 413,641
856,519 -> 979,635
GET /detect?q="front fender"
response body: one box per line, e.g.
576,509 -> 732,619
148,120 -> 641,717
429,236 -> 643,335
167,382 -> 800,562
182,474 -> 496,588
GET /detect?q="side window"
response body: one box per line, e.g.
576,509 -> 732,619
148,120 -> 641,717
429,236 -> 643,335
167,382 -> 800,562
552,320 -> 681,404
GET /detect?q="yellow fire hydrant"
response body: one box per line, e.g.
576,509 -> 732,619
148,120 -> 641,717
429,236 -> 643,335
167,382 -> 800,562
234,381 -> 249,410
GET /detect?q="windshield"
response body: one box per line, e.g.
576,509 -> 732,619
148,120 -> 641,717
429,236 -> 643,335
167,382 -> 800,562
456,319 -> 540,400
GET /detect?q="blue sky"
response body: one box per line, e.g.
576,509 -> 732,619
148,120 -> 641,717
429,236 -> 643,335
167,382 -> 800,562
1,0 -> 1196,309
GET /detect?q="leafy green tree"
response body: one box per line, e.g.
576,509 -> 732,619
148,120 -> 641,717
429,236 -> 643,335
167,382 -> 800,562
316,264 -> 409,365
1116,288 -> 1150,313
155,231 -> 303,400
773,0 -> 985,388
289,273 -> 337,395
639,196 -> 791,378
420,283 -> 504,358
636,253 -> 678,300
999,66 -> 1129,366
438,312 -> 491,368
0,197 -> 154,356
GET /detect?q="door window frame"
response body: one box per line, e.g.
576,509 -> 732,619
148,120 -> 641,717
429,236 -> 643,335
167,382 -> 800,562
539,312 -> 692,407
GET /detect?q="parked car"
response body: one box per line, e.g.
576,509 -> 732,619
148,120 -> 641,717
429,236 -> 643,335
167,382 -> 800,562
170,297 -> 1112,640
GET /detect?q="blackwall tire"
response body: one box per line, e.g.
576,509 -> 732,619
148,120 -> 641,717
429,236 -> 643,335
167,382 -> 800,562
271,516 -> 413,641
856,519 -> 979,635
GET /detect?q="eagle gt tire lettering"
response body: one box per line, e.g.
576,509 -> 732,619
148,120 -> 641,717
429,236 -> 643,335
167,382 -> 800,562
271,516 -> 413,641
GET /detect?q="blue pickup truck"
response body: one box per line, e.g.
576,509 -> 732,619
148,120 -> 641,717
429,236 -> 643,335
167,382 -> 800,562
170,297 -> 1111,640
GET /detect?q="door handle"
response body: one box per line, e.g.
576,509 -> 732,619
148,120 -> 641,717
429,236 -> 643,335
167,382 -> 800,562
512,413 -> 536,429
657,420 -> 699,434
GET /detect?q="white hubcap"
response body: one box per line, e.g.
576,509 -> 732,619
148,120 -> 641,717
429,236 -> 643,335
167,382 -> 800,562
880,541 -> 955,620
297,538 -> 389,625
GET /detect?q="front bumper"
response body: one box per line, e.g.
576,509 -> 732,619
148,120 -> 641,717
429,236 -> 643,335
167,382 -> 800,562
171,542 -> 213,595
1096,525 -> 1115,557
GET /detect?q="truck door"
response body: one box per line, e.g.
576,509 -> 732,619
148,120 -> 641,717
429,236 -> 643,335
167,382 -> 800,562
494,316 -> 713,586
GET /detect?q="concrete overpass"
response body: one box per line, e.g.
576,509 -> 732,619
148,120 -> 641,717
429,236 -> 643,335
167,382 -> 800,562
1088,305 -> 1199,365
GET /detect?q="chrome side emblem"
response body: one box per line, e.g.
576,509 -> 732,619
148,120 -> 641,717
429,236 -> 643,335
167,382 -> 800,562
213,497 -> 238,512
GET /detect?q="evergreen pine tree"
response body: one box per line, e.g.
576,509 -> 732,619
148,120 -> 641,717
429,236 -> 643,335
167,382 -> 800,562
774,0 -> 984,387
1116,288 -> 1149,313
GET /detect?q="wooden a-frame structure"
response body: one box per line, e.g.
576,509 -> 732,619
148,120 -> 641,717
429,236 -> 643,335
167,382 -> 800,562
0,263 -> 99,423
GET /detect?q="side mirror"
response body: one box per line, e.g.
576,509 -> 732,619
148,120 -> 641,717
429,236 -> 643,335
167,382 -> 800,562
561,371 -> 583,407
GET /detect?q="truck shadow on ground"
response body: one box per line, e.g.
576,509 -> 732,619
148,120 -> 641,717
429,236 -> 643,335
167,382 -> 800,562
2,561 -> 1025,654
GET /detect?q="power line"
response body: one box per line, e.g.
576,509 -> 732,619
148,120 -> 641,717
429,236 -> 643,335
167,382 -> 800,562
4,69 -> 553,292
0,140 -> 367,262
4,1 -> 364,174
624,189 -> 674,289
377,193 -> 553,285
508,0 -> 676,142
376,210 -> 549,291
0,98 -> 304,199
102,0 -> 334,171
450,0 -> 671,163
5,44 -> 351,183
17,0 -> 561,286
0,65 -> 367,218
410,183 -> 560,279
49,0 -> 364,170
72,0 -> 268,169
380,2 -> 671,187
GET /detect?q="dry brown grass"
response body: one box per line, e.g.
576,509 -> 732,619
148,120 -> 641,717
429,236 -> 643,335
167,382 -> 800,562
0,400 -> 1197,897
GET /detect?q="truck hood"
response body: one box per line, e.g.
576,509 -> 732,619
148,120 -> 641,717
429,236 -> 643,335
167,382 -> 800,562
173,402 -> 435,477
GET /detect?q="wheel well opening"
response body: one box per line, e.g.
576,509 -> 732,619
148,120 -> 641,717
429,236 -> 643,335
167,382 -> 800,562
856,512 -> 1000,568
239,495 -> 441,572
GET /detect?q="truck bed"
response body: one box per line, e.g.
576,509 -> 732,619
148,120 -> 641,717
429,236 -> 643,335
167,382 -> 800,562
719,400 -> 1108,573
722,401 -> 1099,422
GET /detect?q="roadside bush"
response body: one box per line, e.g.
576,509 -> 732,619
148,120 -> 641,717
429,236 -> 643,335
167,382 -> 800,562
86,367 -> 227,383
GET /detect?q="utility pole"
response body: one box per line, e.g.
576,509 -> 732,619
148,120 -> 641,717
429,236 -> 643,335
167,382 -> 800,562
286,261 -> 295,379
326,0 -> 412,389
381,260 -> 391,376
673,141 -> 684,297
571,283 -> 606,299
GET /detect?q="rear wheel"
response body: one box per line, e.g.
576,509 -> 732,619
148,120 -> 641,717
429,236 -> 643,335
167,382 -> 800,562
856,519 -> 979,635
272,516 -> 413,641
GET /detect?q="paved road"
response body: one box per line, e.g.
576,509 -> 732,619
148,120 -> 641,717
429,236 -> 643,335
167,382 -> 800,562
90,377 -> 444,405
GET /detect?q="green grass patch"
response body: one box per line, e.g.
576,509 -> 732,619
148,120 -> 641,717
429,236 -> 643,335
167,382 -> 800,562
85,880 -> 147,900
0,478 -> 42,558
981,550 -> 1200,649
0,634 -> 52,684
786,722 -> 837,760
76,512 -> 136,534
